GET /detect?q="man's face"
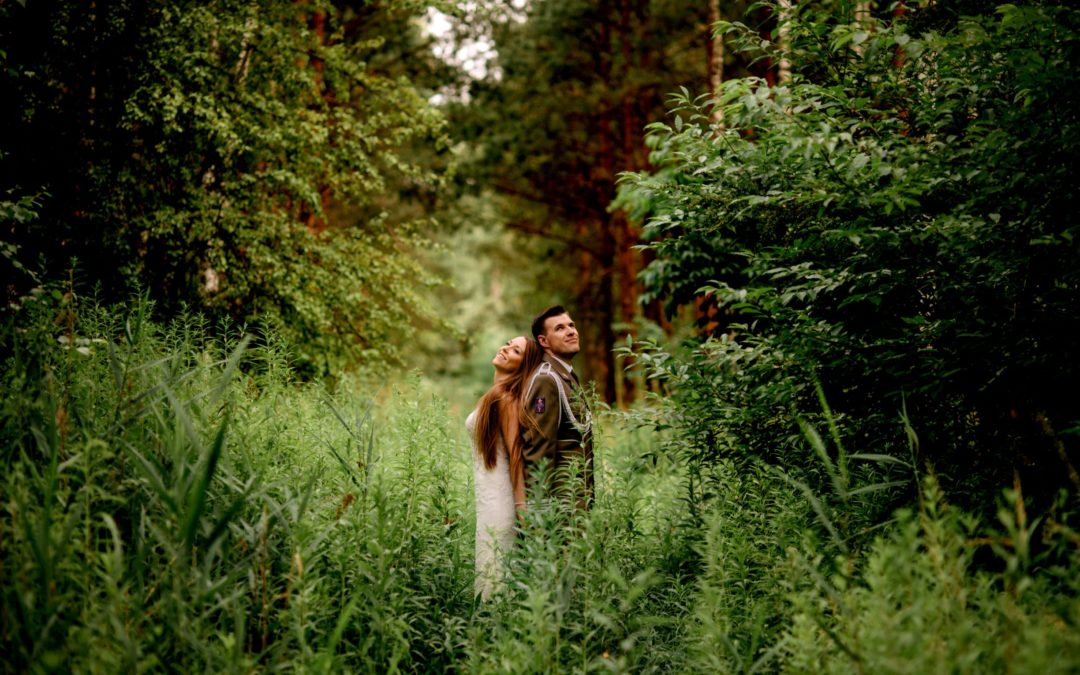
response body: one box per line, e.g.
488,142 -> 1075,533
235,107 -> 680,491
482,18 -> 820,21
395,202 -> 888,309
538,313 -> 580,359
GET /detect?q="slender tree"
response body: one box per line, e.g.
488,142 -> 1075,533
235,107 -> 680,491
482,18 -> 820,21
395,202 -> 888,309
708,0 -> 727,125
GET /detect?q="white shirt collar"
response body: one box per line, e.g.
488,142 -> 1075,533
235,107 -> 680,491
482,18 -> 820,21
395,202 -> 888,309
548,353 -> 573,373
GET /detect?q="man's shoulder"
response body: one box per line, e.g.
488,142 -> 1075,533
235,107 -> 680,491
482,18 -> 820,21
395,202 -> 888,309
526,366 -> 560,418
542,353 -> 575,382
528,364 -> 560,395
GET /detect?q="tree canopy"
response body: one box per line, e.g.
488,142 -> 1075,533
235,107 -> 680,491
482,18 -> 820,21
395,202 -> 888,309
2,0 -> 453,375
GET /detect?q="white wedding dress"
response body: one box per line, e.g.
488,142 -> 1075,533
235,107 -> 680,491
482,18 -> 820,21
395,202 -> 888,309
466,409 -> 516,600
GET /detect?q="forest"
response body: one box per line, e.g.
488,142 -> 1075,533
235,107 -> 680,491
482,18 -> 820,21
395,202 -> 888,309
2,0 -> 1079,671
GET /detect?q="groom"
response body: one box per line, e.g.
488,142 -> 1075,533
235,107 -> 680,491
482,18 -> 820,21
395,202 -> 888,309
522,305 -> 594,508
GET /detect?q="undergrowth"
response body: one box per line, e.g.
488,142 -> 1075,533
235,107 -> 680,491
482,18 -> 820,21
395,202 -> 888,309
2,289 -> 1078,673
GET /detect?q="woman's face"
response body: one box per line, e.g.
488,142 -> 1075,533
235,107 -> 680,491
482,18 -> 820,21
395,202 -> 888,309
492,336 -> 528,373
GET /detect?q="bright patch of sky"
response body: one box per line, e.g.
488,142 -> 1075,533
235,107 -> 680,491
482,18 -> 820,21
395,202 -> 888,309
425,9 -> 495,80
423,1 -> 528,103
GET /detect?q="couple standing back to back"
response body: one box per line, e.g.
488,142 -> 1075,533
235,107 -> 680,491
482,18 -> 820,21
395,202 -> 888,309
467,305 -> 594,600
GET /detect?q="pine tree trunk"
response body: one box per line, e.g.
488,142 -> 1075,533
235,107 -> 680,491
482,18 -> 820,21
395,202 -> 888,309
615,0 -> 640,406
298,3 -> 329,233
584,4 -> 617,404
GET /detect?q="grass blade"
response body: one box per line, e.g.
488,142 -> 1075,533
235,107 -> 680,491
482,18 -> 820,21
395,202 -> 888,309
211,335 -> 251,407
775,467 -> 849,554
799,418 -> 848,502
183,410 -> 230,552
122,441 -> 179,514
203,492 -> 248,555
813,377 -> 849,486
848,453 -> 912,468
847,480 -> 909,498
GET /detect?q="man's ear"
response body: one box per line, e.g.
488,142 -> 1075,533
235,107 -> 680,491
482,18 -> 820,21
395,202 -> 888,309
537,334 -> 549,349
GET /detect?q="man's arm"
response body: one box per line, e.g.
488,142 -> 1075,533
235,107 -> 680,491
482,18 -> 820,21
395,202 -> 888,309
521,373 -> 560,467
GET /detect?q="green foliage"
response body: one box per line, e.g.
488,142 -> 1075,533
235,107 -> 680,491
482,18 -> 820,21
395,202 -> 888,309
607,4 -> 1080,668
0,189 -> 44,289
0,288 -> 465,670
0,292 -> 691,671
1,0 -> 453,376
679,458 -> 808,673
5,3 -> 1080,670
3,291 -> 1080,672
620,2 -> 1080,508
783,478 -> 1080,673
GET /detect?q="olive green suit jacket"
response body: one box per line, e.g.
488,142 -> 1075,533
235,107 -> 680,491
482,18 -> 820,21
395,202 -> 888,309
521,352 -> 594,506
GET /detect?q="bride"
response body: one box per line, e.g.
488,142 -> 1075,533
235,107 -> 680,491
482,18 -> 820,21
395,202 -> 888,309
467,336 -> 544,600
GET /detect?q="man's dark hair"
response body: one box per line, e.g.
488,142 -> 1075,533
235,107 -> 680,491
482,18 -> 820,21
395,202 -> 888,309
532,305 -> 568,342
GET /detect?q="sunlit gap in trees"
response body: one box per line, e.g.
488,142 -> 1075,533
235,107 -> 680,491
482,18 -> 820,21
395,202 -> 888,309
423,0 -> 529,104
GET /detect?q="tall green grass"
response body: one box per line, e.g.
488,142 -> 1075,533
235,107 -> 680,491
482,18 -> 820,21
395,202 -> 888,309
2,289 -> 1079,672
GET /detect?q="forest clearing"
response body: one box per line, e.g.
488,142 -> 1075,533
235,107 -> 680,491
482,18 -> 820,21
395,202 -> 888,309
3,1 -> 1079,672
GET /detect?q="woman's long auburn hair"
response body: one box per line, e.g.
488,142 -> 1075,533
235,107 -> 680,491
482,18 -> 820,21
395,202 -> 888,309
474,338 -> 544,485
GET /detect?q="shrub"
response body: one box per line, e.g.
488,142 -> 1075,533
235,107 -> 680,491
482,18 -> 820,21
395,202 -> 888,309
619,2 -> 1080,513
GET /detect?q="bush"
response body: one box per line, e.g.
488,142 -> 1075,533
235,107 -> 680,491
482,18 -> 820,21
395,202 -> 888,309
620,2 -> 1080,513
783,478 -> 1080,673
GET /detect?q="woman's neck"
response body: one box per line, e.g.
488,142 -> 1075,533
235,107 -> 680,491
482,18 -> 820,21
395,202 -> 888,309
493,370 -> 511,386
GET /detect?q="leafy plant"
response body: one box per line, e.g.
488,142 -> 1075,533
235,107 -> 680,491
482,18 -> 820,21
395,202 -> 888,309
619,1 -> 1080,511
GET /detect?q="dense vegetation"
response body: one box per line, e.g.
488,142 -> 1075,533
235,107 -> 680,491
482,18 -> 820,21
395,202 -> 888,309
3,0 -> 1080,672
620,1 -> 1080,512
1,0 -> 453,376
4,291 -> 1079,673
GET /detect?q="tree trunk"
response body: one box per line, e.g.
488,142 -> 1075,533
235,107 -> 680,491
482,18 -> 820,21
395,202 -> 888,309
584,4 -> 617,405
298,3 -> 329,234
707,0 -> 725,126
853,1 -> 872,56
776,0 -> 793,85
614,0 -> 641,406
